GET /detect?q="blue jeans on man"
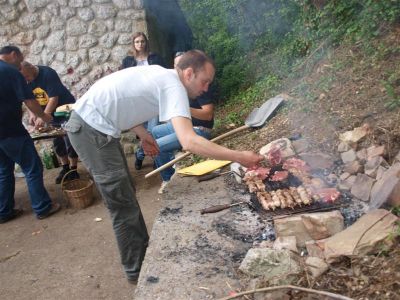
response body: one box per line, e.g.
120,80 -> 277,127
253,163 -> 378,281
0,134 -> 52,219
152,122 -> 211,182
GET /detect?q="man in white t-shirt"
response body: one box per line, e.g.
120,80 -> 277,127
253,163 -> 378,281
64,50 -> 263,283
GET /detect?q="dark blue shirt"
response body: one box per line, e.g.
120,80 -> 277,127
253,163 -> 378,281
0,60 -> 33,139
28,66 -> 74,108
28,66 -> 75,124
191,95 -> 214,129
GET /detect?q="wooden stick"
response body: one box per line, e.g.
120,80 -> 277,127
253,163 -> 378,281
144,125 -> 249,179
217,284 -> 353,300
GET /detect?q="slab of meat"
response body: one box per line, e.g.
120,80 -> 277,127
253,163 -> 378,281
244,166 -> 271,181
271,170 -> 289,181
265,145 -> 282,166
282,158 -> 310,172
314,188 -> 341,203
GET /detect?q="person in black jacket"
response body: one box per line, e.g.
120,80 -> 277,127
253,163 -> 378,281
121,32 -> 165,170
121,32 -> 165,69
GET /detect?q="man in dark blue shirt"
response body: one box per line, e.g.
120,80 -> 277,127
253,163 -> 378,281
0,45 -> 60,223
20,61 -> 79,184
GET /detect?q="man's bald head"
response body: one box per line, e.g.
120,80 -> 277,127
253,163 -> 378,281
20,61 -> 39,83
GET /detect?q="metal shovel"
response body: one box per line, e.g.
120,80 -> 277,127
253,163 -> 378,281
145,95 -> 285,179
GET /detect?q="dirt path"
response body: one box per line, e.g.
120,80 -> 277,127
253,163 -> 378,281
0,156 -> 162,300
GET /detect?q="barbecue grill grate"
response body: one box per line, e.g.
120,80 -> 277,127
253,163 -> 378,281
250,193 -> 349,220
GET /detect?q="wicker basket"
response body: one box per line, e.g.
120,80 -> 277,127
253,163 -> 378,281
61,170 -> 94,209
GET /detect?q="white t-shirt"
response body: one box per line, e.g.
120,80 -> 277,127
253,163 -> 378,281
74,65 -> 191,138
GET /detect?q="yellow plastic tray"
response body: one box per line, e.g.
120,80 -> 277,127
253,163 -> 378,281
177,160 -> 231,176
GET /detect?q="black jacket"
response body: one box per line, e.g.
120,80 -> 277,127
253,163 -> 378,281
121,53 -> 165,69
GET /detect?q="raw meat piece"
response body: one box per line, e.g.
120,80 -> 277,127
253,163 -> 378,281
271,170 -> 289,181
315,188 -> 341,203
282,158 -> 310,172
244,166 -> 271,180
265,145 -> 282,166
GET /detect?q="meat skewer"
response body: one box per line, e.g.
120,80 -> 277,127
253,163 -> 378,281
297,186 -> 311,205
282,190 -> 296,208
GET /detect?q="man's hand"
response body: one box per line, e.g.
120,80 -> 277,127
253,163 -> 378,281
132,124 -> 160,157
141,134 -> 159,157
34,113 -> 53,128
28,113 -> 36,126
237,151 -> 264,168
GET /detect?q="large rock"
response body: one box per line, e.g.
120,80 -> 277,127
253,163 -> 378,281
338,175 -> 357,191
343,160 -> 363,175
305,257 -> 329,278
351,173 -> 375,201
364,156 -> 389,178
324,209 -> 399,263
273,236 -> 298,253
337,141 -> 351,153
305,240 -> 325,259
341,149 -> 357,163
274,211 -> 344,247
239,248 -> 300,279
339,125 -> 370,143
366,145 -> 385,160
369,162 -> 400,210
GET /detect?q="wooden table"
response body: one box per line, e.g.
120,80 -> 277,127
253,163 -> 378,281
30,128 -> 66,141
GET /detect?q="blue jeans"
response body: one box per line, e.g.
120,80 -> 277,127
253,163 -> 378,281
136,117 -> 159,161
152,122 -> 211,181
0,134 -> 52,218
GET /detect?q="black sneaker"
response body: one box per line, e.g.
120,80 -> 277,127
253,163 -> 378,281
135,153 -> 143,170
0,209 -> 23,224
37,203 -> 61,220
55,168 -> 70,184
67,170 -> 80,181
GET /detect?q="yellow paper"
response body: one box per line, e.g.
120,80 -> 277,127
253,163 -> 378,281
177,160 -> 231,176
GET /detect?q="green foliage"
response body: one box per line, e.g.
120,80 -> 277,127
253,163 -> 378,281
383,69 -> 400,109
178,0 -> 400,119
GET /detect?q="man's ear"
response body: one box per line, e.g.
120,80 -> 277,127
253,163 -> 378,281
183,67 -> 194,82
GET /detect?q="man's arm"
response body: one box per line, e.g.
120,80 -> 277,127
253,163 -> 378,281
24,99 -> 53,124
171,116 -> 263,167
132,124 -> 160,157
190,103 -> 214,121
44,96 -> 59,114
33,96 -> 59,127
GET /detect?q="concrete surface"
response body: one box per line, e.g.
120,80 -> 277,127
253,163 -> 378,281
134,175 -> 265,300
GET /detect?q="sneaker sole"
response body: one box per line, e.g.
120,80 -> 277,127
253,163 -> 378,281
37,203 -> 61,220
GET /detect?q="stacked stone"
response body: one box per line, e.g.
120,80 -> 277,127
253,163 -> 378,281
337,124 -> 400,208
0,0 -> 146,97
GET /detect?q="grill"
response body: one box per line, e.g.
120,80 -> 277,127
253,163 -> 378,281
241,163 -> 350,220
249,193 -> 349,222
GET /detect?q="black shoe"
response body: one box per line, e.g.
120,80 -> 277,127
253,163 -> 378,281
55,168 -> 70,184
0,209 -> 23,224
37,203 -> 61,220
67,170 -> 80,181
127,277 -> 138,285
135,156 -> 143,170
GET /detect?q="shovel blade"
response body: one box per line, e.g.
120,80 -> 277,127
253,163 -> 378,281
245,95 -> 284,128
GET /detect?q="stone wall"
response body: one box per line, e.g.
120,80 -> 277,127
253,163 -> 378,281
0,0 -> 148,98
